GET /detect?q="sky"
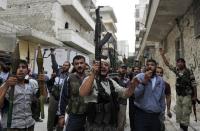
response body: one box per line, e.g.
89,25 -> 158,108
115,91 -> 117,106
96,0 -> 139,53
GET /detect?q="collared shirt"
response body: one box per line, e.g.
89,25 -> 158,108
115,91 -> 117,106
134,73 -> 165,113
2,80 -> 38,128
151,77 -> 156,90
82,78 -> 126,103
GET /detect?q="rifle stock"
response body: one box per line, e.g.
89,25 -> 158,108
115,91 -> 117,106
37,45 -> 45,119
7,42 -> 20,128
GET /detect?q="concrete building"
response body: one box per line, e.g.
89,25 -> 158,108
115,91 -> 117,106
117,40 -> 129,62
0,0 -> 96,76
136,0 -> 200,127
135,0 -> 149,60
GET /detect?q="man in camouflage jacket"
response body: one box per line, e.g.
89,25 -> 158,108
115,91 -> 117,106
160,48 -> 197,131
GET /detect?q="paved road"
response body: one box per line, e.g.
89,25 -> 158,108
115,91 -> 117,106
35,104 -> 200,131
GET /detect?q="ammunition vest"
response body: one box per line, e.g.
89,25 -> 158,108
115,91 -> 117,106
86,79 -> 119,127
66,74 -> 86,114
176,69 -> 193,96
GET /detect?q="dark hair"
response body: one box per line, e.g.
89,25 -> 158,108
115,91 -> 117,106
156,66 -> 163,73
72,55 -> 85,64
146,59 -> 157,65
63,61 -> 71,66
176,58 -> 185,63
18,59 -> 28,69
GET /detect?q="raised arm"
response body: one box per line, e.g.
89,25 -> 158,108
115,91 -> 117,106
50,49 -> 59,75
79,62 -> 99,96
159,48 -> 170,66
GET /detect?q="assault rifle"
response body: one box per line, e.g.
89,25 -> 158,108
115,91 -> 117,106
193,98 -> 200,122
94,6 -> 112,61
94,6 -> 111,102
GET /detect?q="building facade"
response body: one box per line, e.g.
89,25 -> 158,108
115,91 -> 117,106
117,40 -> 129,62
0,0 -> 96,76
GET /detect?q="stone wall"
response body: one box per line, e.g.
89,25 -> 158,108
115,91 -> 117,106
0,1 -> 55,36
155,6 -> 200,105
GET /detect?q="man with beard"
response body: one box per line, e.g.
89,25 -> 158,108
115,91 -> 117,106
79,58 -> 137,131
133,59 -> 165,131
129,66 -> 141,131
57,55 -> 87,131
47,59 -> 70,131
0,60 -> 44,131
160,49 -> 197,131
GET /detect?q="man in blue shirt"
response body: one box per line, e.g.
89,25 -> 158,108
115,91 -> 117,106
134,59 -> 165,131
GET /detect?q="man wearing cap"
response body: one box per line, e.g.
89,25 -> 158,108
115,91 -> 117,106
80,58 -> 137,131
160,48 -> 197,131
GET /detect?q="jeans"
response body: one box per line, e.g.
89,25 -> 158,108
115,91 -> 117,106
134,106 -> 161,131
65,114 -> 86,131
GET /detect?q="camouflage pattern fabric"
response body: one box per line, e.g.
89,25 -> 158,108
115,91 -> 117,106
168,65 -> 197,96
175,95 -> 192,126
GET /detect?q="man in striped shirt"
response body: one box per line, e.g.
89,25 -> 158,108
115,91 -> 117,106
0,60 -> 44,131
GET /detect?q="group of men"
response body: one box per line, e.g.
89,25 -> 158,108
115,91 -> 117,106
0,48 -> 198,131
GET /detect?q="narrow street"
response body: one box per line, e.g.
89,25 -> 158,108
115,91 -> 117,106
35,103 -> 200,131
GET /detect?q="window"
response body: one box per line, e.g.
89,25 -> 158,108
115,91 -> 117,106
65,22 -> 69,29
136,22 -> 140,30
194,0 -> 200,37
135,9 -> 140,18
136,37 -> 139,41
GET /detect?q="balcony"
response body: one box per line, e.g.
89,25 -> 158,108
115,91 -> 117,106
17,29 -> 64,47
57,29 -> 95,54
147,0 -> 193,41
58,0 -> 95,31
0,0 -> 7,10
